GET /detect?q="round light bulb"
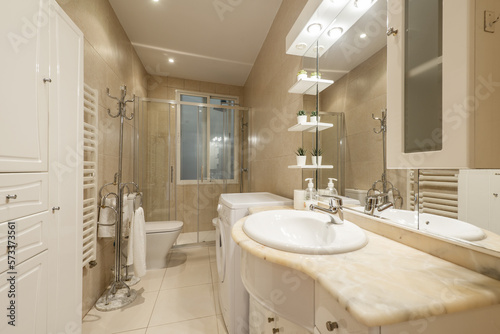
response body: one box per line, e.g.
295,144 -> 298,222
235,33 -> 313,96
360,33 -> 367,39
307,23 -> 323,34
296,43 -> 308,50
328,27 -> 344,38
354,0 -> 374,9
168,58 -> 175,63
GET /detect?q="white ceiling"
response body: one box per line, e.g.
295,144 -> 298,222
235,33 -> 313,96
109,0 -> 283,86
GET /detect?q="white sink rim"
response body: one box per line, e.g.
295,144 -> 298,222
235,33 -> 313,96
243,210 -> 368,255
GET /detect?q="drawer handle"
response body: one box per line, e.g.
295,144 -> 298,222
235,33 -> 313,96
52,206 -> 61,212
43,78 -> 52,83
326,321 -> 339,331
267,317 -> 274,323
272,328 -> 279,334
6,194 -> 17,200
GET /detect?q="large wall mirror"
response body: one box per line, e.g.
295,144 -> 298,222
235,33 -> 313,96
289,0 -> 500,257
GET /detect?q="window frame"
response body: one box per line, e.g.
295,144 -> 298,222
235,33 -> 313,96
175,90 -> 240,186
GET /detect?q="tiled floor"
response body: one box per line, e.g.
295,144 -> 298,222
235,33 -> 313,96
83,246 -> 228,334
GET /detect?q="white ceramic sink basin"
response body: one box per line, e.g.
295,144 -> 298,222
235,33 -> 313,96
243,210 -> 368,255
354,207 -> 486,242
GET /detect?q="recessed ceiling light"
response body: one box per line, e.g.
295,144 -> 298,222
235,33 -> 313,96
168,58 -> 174,63
296,43 -> 308,50
307,23 -> 323,34
354,0 -> 374,9
153,0 -> 159,2
360,33 -> 367,38
328,27 -> 344,38
313,45 -> 325,53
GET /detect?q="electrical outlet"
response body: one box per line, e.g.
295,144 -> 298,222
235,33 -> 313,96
485,10 -> 496,33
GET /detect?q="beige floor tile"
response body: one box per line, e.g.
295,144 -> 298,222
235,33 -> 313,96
210,262 -> 222,316
114,329 -> 147,334
161,248 -> 212,289
82,291 -> 158,334
146,316 -> 218,334
208,246 -> 216,263
149,284 -> 216,327
217,314 -> 229,334
133,269 -> 166,293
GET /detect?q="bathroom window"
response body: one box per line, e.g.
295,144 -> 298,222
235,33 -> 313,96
177,92 -> 238,184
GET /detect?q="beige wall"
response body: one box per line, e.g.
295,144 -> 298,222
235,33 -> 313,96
243,0 -> 309,199
56,0 -> 148,317
320,48 -> 407,204
146,76 -> 243,233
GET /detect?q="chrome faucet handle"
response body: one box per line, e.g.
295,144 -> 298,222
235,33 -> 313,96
364,196 -> 377,215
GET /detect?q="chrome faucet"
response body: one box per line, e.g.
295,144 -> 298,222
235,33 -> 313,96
364,193 -> 394,215
309,196 -> 344,225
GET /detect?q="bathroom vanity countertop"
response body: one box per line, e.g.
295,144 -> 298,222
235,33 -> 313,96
232,208 -> 500,328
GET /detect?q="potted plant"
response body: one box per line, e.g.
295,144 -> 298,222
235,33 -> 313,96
295,147 -> 307,166
297,69 -> 308,81
310,71 -> 321,79
310,110 -> 320,123
311,147 -> 323,166
297,110 -> 307,124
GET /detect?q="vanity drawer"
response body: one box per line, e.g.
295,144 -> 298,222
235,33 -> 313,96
0,212 -> 50,273
0,173 -> 49,222
315,283 -> 370,334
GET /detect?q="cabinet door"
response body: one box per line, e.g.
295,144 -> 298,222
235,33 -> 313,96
0,173 -> 49,222
250,296 -> 277,334
0,251 -> 49,334
387,0 -> 474,168
0,212 -> 50,273
0,1 -> 50,172
275,315 -> 311,333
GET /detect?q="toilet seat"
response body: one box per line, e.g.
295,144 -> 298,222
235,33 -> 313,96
145,221 -> 183,234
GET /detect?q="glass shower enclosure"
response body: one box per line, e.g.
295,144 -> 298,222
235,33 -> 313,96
135,96 -> 249,246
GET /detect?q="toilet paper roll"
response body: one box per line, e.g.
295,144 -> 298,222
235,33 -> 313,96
294,190 -> 306,210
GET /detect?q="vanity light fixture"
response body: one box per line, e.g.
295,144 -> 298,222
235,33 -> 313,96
307,23 -> 323,34
328,27 -> 344,38
354,0 -> 374,9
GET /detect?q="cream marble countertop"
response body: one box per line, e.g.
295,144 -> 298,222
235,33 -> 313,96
232,208 -> 500,328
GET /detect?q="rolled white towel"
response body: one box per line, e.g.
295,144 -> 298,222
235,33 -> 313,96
98,196 -> 117,238
130,207 -> 146,277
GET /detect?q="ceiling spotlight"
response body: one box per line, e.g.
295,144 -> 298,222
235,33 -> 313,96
307,23 -> 323,34
153,0 -> 159,2
296,43 -> 308,50
313,45 -> 325,53
328,27 -> 344,38
354,0 -> 374,9
168,58 -> 174,63
360,33 -> 367,38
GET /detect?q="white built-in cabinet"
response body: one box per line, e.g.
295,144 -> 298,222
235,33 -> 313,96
0,1 -> 83,333
387,0 -> 500,169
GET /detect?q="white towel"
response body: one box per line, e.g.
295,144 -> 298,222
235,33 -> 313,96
98,196 -> 117,238
122,194 -> 135,238
127,207 -> 147,277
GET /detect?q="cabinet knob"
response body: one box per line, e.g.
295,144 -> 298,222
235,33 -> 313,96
272,328 -> 279,334
326,321 -> 339,331
43,78 -> 52,83
6,194 -> 17,200
494,193 -> 498,197
267,317 -> 274,323
52,206 -> 61,212
386,27 -> 398,36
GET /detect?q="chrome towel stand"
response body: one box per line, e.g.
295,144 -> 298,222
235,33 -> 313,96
95,85 -> 140,311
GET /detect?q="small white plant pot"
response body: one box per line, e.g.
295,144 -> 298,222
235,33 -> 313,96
297,73 -> 307,81
296,156 -> 306,166
311,156 -> 317,166
317,156 -> 322,166
297,115 -> 307,124
310,116 -> 320,123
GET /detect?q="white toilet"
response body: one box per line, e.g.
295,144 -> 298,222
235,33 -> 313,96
145,221 -> 183,269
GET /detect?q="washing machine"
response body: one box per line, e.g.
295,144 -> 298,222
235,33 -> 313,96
215,192 -> 293,334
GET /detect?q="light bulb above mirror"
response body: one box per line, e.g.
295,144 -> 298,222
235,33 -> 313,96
307,23 -> 323,34
354,0 -> 375,9
328,27 -> 344,38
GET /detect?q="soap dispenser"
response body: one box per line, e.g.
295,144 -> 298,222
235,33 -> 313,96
326,178 -> 338,196
304,178 -> 318,209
